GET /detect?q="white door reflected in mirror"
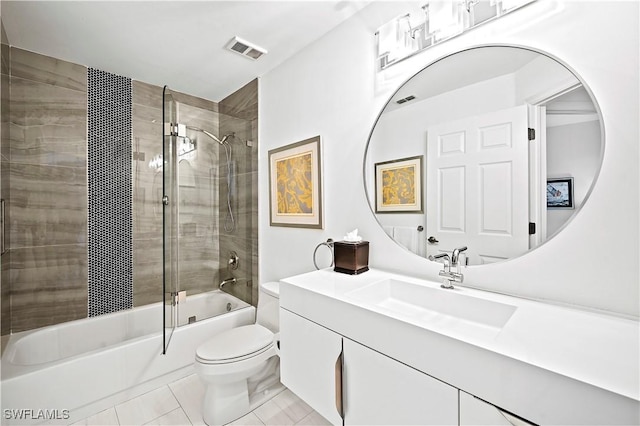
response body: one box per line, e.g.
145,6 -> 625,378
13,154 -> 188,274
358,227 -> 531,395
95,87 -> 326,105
364,46 -> 603,265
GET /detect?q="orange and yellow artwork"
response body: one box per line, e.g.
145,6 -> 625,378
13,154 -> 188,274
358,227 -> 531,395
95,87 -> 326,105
381,166 -> 416,206
275,152 -> 313,214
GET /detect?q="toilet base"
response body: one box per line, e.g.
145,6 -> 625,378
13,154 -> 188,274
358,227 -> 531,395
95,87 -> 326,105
202,380 -> 249,425
198,354 -> 281,425
201,379 -> 285,425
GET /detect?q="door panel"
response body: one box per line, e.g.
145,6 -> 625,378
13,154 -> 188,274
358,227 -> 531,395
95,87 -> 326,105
162,87 -> 177,354
439,166 -> 466,232
343,339 -> 458,425
280,309 -> 344,425
426,105 -> 529,264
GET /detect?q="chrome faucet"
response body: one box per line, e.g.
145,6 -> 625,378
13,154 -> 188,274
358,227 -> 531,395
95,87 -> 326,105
429,247 -> 467,289
219,277 -> 237,290
451,246 -> 468,271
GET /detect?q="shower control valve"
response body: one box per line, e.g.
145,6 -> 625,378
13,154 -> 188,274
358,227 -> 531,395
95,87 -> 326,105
228,251 -> 239,270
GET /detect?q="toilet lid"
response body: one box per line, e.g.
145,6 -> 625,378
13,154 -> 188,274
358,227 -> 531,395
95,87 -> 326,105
260,281 -> 280,297
196,324 -> 274,362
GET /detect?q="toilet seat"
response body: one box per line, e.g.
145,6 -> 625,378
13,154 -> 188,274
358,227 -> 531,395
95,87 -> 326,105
196,324 -> 274,365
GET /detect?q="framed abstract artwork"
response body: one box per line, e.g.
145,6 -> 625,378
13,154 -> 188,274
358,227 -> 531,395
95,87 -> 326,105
547,177 -> 574,209
375,156 -> 423,213
268,136 -> 323,228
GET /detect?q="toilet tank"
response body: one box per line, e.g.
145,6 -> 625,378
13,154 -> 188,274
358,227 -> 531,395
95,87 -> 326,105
256,281 -> 280,333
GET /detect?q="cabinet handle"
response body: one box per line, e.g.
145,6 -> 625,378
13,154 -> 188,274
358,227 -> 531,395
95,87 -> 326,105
334,346 -> 344,420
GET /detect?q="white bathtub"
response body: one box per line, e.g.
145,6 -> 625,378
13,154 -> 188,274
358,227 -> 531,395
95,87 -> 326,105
1,290 -> 255,425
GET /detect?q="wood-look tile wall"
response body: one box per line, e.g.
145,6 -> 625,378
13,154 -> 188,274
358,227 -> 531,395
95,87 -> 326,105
2,47 -> 254,333
1,21 -> 11,336
219,79 -> 259,306
131,80 -> 164,307
8,48 -> 88,332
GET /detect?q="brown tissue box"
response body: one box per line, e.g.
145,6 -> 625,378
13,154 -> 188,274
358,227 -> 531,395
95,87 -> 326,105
333,241 -> 369,275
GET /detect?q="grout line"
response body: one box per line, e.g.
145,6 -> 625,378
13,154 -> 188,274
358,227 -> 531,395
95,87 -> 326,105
113,405 -> 122,426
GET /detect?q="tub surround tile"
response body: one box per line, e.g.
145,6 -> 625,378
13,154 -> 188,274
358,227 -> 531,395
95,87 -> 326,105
9,121 -> 87,168
132,115 -> 162,147
133,80 -> 218,113
1,20 -> 8,45
218,79 -> 258,310
9,244 -> 87,331
9,75 -> 87,168
115,386 -> 180,426
177,102 -> 218,131
133,237 -> 163,307
10,47 -> 87,92
132,80 -> 164,108
1,73 -> 9,161
11,285 -> 87,332
4,48 -> 258,331
2,250 -> 11,336
219,116 -> 255,175
220,79 -> 258,122
9,162 -> 87,248
173,90 -> 218,113
8,244 -> 87,290
9,74 -> 87,128
1,44 -> 8,76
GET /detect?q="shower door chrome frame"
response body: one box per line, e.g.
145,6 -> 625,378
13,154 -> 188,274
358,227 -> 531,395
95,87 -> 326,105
162,86 -> 178,354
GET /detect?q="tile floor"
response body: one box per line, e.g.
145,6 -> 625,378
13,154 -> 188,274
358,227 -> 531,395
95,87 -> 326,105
71,374 -> 330,426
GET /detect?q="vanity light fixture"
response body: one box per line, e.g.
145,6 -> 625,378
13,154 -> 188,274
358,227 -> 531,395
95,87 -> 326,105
225,36 -> 268,60
376,0 -> 536,69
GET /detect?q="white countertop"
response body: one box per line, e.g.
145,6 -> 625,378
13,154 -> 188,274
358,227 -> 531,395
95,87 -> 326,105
280,268 -> 640,425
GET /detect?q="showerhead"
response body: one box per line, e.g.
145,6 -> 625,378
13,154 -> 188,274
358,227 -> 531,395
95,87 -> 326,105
184,126 -> 233,145
201,129 -> 228,145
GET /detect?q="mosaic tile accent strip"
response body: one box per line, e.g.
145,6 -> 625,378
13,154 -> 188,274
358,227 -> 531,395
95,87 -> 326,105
88,68 -> 132,316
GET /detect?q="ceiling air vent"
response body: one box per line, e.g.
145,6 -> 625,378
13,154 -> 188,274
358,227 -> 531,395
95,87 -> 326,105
396,95 -> 416,105
226,36 -> 267,60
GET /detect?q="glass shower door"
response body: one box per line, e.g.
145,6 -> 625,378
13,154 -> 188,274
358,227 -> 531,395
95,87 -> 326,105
162,86 -> 178,354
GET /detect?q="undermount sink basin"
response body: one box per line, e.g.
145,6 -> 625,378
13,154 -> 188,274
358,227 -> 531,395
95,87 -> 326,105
345,279 -> 517,330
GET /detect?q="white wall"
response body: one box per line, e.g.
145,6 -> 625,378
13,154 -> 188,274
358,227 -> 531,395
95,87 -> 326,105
259,1 -> 639,317
546,119 -> 601,236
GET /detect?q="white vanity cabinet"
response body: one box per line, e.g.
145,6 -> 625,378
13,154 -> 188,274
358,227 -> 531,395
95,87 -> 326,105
280,308 -> 458,425
280,308 -> 344,425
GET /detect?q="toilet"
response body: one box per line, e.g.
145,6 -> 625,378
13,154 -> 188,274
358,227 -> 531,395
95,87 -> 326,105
195,281 -> 281,425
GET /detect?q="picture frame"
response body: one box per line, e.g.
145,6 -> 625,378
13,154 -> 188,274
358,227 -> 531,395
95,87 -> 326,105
547,177 -> 574,209
268,136 -> 323,228
375,155 -> 423,213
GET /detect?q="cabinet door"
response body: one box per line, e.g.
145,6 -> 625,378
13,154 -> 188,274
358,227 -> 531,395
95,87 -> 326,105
343,339 -> 458,425
280,309 -> 344,425
460,391 -> 534,426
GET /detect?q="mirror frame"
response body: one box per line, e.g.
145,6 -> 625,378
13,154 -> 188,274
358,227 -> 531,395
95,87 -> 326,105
363,43 -> 605,267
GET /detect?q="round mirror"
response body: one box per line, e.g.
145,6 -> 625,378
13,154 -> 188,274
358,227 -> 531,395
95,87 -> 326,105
364,45 -> 603,266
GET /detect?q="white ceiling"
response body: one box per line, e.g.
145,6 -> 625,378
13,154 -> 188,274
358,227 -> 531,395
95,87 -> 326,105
2,1 -> 370,101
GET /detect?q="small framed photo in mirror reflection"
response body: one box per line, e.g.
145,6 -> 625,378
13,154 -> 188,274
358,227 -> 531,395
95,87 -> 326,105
547,177 -> 574,209
375,156 -> 423,213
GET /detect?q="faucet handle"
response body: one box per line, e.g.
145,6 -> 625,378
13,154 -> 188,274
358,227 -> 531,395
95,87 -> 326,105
428,252 -> 450,262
